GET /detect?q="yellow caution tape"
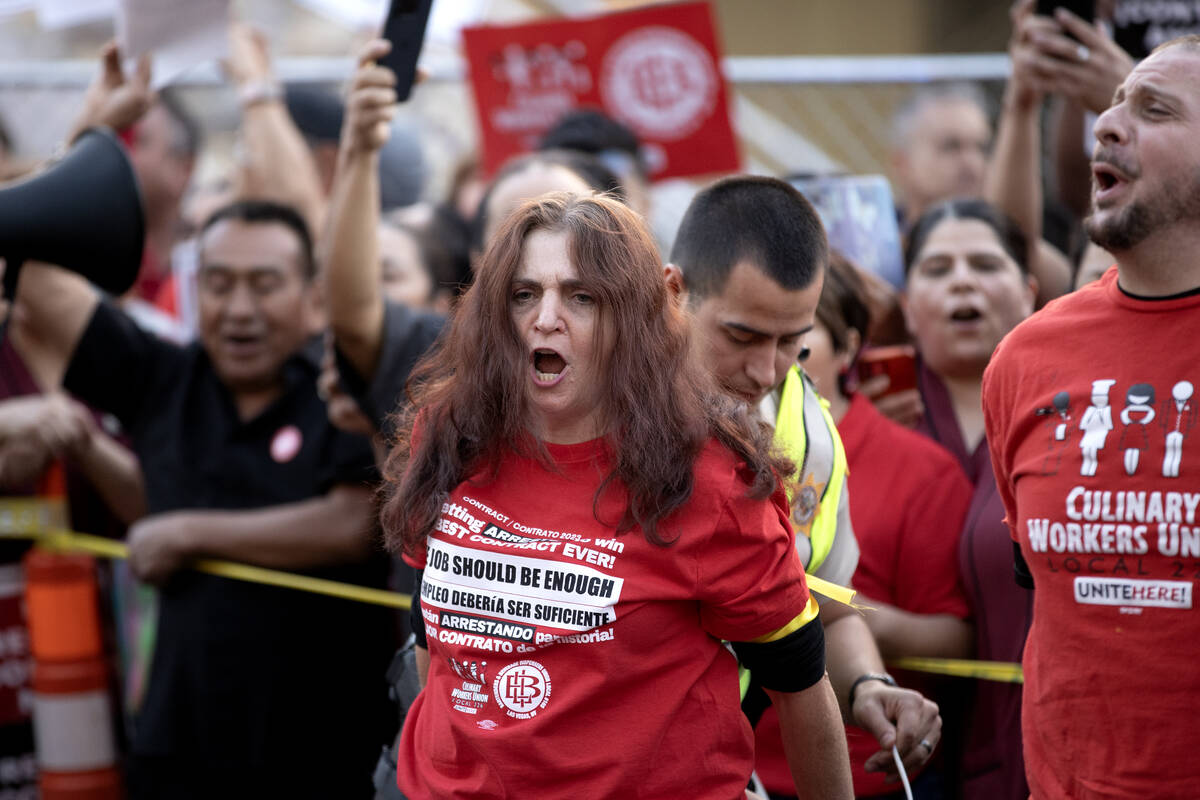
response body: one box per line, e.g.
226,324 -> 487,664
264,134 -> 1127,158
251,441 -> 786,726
4,499 -> 1026,683
2,496 -> 1032,686
805,578 -> 1024,682
0,499 -> 411,610
2,498 -> 855,615
805,572 -> 859,609
0,498 -> 58,535
889,656 -> 1024,684
38,528 -> 412,609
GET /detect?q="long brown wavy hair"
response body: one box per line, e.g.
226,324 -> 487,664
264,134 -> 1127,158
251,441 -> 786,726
381,192 -> 792,554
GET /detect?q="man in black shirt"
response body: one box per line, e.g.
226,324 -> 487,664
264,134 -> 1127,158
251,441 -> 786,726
17,200 -> 394,799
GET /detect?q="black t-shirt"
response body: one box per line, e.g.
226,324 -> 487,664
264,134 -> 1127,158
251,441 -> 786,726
63,302 -> 395,780
335,299 -> 443,434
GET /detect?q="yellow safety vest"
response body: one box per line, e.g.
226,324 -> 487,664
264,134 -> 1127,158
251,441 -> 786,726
773,365 -> 849,576
737,367 -> 853,699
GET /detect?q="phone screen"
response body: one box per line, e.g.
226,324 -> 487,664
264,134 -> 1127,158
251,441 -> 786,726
379,0 -> 434,102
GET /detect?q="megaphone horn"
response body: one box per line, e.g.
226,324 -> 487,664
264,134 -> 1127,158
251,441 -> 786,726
0,126 -> 145,300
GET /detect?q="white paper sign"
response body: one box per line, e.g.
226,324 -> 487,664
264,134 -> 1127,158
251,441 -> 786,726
116,0 -> 229,88
36,0 -> 113,30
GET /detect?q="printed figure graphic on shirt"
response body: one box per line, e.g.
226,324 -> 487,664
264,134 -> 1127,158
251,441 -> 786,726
1035,389 -> 1072,475
1161,380 -> 1196,478
1118,383 -> 1156,475
450,657 -> 488,684
1079,379 -> 1117,476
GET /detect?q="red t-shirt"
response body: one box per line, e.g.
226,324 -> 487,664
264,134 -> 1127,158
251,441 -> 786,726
397,437 -> 812,800
983,268 -> 1200,799
755,392 -> 971,796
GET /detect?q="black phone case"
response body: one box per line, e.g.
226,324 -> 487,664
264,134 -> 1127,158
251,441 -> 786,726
380,0 -> 434,102
1035,0 -> 1095,24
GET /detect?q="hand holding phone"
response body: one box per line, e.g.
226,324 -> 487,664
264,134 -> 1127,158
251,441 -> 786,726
856,345 -> 917,397
342,39 -> 401,157
1023,0 -> 1129,113
856,345 -> 923,428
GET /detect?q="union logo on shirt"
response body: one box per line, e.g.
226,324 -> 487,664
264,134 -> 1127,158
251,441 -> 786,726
492,659 -> 552,720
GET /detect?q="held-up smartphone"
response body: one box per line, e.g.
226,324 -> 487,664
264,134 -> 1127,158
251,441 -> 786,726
856,345 -> 917,397
380,0 -> 434,102
1035,0 -> 1095,28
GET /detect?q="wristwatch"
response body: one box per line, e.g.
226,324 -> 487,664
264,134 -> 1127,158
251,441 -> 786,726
848,672 -> 897,708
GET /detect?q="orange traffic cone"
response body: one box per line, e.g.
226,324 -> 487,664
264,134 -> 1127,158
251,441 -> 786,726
23,462 -> 121,799
30,658 -> 120,799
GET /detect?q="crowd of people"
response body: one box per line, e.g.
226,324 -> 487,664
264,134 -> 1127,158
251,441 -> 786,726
1,0 -> 1199,798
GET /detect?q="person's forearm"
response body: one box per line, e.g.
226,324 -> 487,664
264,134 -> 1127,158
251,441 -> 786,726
1052,98 -> 1093,219
863,598 -> 973,660
13,263 -> 100,378
985,87 -> 1043,252
71,430 -> 146,524
985,85 -> 1072,303
235,102 -> 326,236
1032,239 -> 1072,303
177,485 -> 376,570
766,677 -> 853,800
323,150 -> 385,380
822,603 -> 888,721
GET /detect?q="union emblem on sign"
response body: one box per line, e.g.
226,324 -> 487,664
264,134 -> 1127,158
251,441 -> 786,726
600,26 -> 719,140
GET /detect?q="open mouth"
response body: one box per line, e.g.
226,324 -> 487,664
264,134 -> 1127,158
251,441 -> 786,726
1095,169 -> 1119,191
1092,162 -> 1131,201
949,307 -> 983,323
532,349 -> 567,384
223,333 -> 263,355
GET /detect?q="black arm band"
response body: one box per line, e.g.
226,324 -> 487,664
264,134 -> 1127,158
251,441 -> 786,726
731,616 -> 826,693
410,569 -> 428,648
1013,541 -> 1035,590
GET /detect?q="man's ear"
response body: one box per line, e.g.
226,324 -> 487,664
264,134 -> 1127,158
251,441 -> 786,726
663,263 -> 687,306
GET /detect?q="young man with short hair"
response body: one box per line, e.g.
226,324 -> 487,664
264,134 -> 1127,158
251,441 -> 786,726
665,176 -> 942,790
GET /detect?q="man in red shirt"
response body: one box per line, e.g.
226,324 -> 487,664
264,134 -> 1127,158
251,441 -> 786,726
983,35 -> 1200,799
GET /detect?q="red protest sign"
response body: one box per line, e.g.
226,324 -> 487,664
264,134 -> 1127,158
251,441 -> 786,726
461,1 -> 739,181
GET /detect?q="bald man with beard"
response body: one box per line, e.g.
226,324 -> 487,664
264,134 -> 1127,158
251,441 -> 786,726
982,35 -> 1200,800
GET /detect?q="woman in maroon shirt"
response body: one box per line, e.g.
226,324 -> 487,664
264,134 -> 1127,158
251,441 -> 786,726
755,254 -> 973,800
903,199 -> 1037,800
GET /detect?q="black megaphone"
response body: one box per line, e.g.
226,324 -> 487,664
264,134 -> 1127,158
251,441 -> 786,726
0,126 -> 144,300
